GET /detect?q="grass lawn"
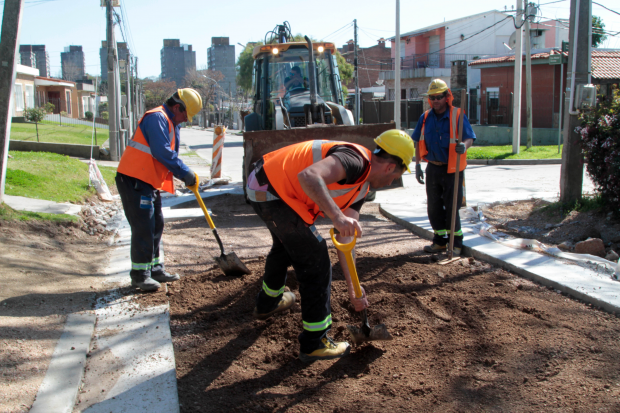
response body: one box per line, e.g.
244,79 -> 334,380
467,145 -> 562,159
11,122 -> 109,145
6,151 -> 116,203
0,202 -> 78,223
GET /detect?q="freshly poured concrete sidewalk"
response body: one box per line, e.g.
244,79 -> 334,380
377,174 -> 620,313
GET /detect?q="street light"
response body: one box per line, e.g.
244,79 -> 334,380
237,43 -> 246,49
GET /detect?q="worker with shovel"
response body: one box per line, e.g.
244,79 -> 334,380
411,79 -> 476,257
246,131 -> 414,362
115,88 -> 203,292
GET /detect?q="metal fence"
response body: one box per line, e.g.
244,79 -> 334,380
362,99 -> 424,128
380,53 -> 482,71
41,113 -> 109,130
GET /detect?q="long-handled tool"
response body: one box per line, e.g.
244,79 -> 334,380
440,89 -> 467,266
330,229 -> 392,345
188,177 -> 251,277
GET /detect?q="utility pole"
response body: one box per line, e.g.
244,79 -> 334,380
394,0 -> 401,130
512,0 -> 524,154
354,19 -> 359,125
125,56 -> 133,136
524,2 -> 533,149
560,0 -> 591,203
0,0 -> 25,203
105,0 -> 121,161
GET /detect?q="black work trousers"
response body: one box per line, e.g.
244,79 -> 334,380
425,163 -> 464,248
115,172 -> 166,281
250,199 -> 332,354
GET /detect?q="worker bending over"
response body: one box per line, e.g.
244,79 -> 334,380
116,88 -> 203,292
411,79 -> 475,256
246,131 -> 414,362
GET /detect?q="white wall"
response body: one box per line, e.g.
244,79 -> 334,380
443,11 -> 516,57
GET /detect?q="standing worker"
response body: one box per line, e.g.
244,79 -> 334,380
246,132 -> 414,362
116,88 -> 203,292
411,79 -> 476,256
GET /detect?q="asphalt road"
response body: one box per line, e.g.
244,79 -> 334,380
179,126 -> 596,204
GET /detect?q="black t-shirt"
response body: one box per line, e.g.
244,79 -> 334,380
254,144 -> 369,212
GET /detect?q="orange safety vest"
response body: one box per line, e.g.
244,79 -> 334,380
262,140 -> 372,225
418,106 -> 467,173
117,106 -> 176,194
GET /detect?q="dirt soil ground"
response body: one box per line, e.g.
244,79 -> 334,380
136,195 -> 620,412
0,212 -> 114,413
481,199 -> 620,256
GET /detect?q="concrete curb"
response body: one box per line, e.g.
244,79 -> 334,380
9,140 -> 102,160
30,312 -> 96,413
467,159 -> 562,165
379,204 -> 620,315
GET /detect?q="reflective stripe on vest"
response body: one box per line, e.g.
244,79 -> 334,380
262,140 -> 372,224
116,106 -> 177,193
418,107 -> 466,173
126,127 -> 174,156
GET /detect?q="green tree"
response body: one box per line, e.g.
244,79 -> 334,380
142,80 -> 177,110
24,107 -> 47,142
335,50 -> 353,98
592,16 -> 607,47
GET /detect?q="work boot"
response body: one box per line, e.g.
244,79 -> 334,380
253,291 -> 295,320
131,277 -> 161,292
151,270 -> 180,283
299,337 -> 351,363
423,244 -> 446,253
453,247 -> 462,257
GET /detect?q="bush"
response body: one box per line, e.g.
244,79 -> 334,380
24,107 -> 46,123
577,87 -> 620,215
85,111 -> 93,121
60,111 -> 68,117
98,102 -> 108,116
43,102 -> 55,113
101,111 -> 109,120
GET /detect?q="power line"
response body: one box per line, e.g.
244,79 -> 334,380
593,2 -> 620,16
320,22 -> 354,42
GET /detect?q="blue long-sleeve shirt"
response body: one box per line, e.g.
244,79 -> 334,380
138,105 -> 191,180
410,107 -> 476,164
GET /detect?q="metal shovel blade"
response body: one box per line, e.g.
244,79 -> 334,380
346,309 -> 393,345
346,324 -> 393,345
214,252 -> 252,277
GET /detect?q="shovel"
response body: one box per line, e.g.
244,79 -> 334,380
330,228 -> 393,345
187,177 -> 251,277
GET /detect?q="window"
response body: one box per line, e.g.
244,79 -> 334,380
82,96 -> 90,115
401,89 -> 406,100
486,87 -> 500,111
409,88 -> 419,99
388,89 -> 395,100
65,91 -> 71,115
25,84 -> 34,109
14,83 -> 24,111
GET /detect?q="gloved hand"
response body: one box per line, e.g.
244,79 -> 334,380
349,286 -> 369,312
455,142 -> 467,154
183,170 -> 197,187
415,164 -> 425,185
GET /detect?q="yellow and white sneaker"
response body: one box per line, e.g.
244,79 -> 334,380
299,337 -> 351,363
253,291 -> 295,320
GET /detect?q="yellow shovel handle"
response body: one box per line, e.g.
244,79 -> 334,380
187,174 -> 216,230
330,228 -> 363,299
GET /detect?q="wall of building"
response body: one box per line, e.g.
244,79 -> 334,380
61,46 -> 85,81
207,41 -> 236,99
479,62 -> 566,128
341,41 -> 392,89
13,74 -> 36,116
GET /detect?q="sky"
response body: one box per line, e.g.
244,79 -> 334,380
3,0 -> 619,79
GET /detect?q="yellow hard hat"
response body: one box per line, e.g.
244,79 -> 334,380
426,79 -> 449,96
177,88 -> 203,122
374,129 -> 414,173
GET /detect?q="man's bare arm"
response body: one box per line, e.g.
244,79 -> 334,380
298,156 -> 362,237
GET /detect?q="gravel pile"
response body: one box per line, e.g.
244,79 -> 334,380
79,200 -> 123,235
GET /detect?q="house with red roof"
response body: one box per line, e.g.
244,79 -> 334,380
469,49 -> 619,128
